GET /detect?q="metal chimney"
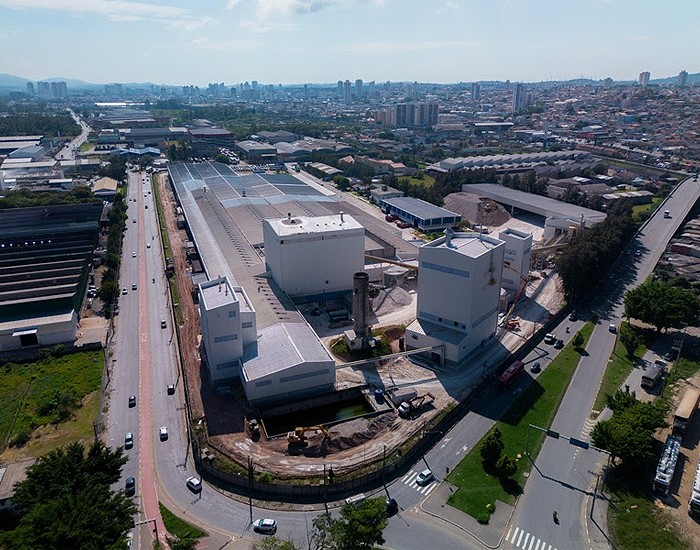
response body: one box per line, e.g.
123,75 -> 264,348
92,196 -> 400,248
353,272 -> 370,346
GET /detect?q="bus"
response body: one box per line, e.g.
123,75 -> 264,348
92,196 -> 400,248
498,360 -> 525,389
673,388 -> 700,435
654,435 -> 681,495
689,457 -> 700,516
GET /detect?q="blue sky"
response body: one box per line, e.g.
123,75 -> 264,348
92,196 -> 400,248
0,0 -> 697,85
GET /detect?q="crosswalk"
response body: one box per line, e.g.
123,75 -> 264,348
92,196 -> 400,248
400,469 -> 439,495
580,416 -> 597,441
505,526 -> 557,550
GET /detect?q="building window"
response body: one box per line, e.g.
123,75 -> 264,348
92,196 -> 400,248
279,368 -> 330,384
214,334 -> 237,343
255,379 -> 272,388
411,334 -> 418,340
242,321 -> 253,328
228,311 -> 237,318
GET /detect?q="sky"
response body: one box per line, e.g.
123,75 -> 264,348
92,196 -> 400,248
0,0 -> 698,86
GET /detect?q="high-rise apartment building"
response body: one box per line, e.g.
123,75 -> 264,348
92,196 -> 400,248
37,81 -> 51,99
638,71 -> 651,86
50,81 -> 68,98
337,80 -> 343,96
471,82 -> 481,100
603,77 -> 613,89
355,79 -> 363,98
343,80 -> 352,104
511,83 -> 526,112
26,82 -> 35,96
678,70 -> 688,87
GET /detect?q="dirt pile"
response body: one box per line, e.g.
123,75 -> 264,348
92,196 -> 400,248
443,191 -> 511,227
373,286 -> 413,317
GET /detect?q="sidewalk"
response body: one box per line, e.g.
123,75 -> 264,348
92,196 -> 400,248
419,482 -> 513,549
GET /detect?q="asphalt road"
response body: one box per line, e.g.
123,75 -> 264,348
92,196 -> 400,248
507,176 -> 700,550
112,171 -> 700,549
56,108 -> 90,160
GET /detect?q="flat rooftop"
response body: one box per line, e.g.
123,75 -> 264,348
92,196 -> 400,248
268,214 -> 363,237
200,279 -> 237,309
426,231 -> 504,258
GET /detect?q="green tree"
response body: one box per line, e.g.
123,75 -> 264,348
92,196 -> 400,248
214,153 -> 230,164
496,454 -> 518,480
591,394 -> 666,467
572,331 -> 584,349
310,498 -> 388,550
1,441 -> 136,550
619,323 -> 642,357
480,427 -> 504,472
333,175 -> 350,191
624,280 -> 700,332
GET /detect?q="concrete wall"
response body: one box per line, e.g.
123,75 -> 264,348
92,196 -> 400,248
0,312 -> 77,352
244,359 -> 335,406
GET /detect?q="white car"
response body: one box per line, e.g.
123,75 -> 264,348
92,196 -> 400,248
186,477 -> 202,493
416,468 -> 434,486
132,251 -> 136,258
159,426 -> 168,441
252,518 -> 277,534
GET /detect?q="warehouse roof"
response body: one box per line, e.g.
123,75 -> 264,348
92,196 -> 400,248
381,197 -> 460,221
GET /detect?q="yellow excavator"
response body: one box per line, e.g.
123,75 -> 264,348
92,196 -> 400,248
287,425 -> 331,446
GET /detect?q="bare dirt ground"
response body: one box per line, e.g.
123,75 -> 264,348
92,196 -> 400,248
654,371 -> 700,547
159,172 -> 567,479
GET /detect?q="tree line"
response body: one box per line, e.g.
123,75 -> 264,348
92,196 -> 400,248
0,113 -> 80,138
557,199 -> 637,298
0,187 -> 101,209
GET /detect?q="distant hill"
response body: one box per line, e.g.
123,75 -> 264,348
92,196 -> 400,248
0,73 -> 30,90
651,72 -> 700,85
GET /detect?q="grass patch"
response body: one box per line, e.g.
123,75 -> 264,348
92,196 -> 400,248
632,197 -> 661,218
606,466 -> 689,550
0,350 -> 103,454
667,358 -> 700,388
446,323 -> 594,520
398,174 -> 435,187
151,174 -> 171,262
159,502 -> 207,540
168,276 -> 184,325
592,339 -> 645,414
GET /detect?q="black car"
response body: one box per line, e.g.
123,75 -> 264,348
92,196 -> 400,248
530,362 -> 541,373
125,477 -> 135,496
386,498 -> 398,515
167,384 -> 175,395
128,395 -> 136,408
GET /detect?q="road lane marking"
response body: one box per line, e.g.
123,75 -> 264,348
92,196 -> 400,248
522,533 -> 530,548
516,528 -> 524,547
506,527 -> 513,541
527,535 -> 535,550
534,539 -> 541,550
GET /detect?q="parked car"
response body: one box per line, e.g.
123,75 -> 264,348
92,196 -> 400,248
122,287 -> 128,295
125,476 -> 135,496
554,339 -> 564,349
386,498 -> 398,515
252,518 -> 277,534
530,362 -> 541,373
186,476 -> 202,493
416,468 -> 434,486
609,324 -> 617,333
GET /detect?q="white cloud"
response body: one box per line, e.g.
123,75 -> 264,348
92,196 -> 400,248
336,39 -> 479,55
226,0 -> 242,9
240,20 -> 298,33
437,1 -> 459,15
254,0 -> 336,20
0,0 -> 211,31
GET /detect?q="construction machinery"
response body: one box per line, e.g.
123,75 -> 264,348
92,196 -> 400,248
287,425 -> 331,446
397,392 -> 435,417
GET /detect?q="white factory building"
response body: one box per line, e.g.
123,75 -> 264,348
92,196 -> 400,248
263,213 -> 365,300
199,277 -> 257,383
498,228 -> 532,292
405,229 -> 505,363
198,276 -> 336,406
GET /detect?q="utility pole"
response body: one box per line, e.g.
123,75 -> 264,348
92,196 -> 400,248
248,456 -> 254,524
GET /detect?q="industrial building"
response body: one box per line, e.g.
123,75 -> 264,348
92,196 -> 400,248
498,228 -> 532,291
0,203 -> 103,351
405,229 -> 505,363
463,183 -> 606,239
263,213 -> 365,300
198,277 -> 257,383
235,140 -> 278,162
379,197 -> 461,231
428,150 -> 593,173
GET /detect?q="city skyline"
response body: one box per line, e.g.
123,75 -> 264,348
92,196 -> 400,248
0,0 -> 698,85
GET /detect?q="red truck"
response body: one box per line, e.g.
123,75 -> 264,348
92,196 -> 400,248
498,360 -> 525,389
